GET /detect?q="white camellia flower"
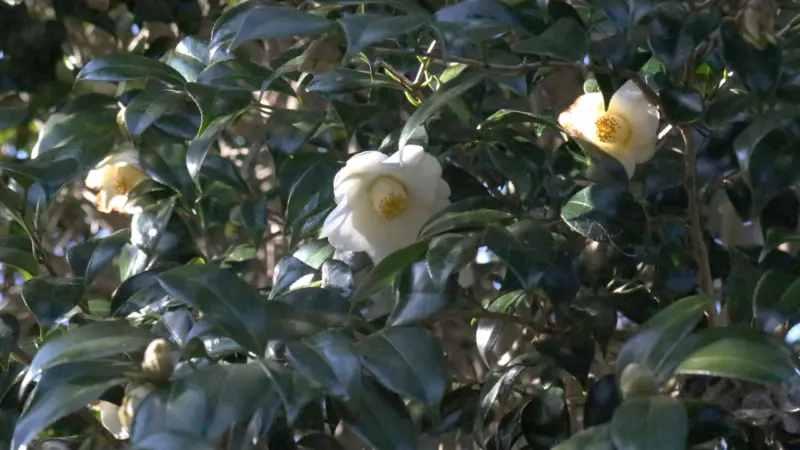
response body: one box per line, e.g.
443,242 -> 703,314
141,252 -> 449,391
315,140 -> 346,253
85,149 -> 147,214
322,145 -> 451,263
558,80 -> 660,178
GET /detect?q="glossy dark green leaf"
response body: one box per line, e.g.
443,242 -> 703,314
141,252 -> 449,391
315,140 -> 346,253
583,374 -> 621,427
746,129 -> 800,214
111,268 -> 168,315
726,249 -> 760,324
733,107 -> 800,173
389,261 -> 451,326
753,269 -> 794,322
616,294 -> 709,383
211,3 -> 332,51
76,53 -> 186,85
476,290 -> 527,366
561,185 -> 646,246
721,22 -> 781,94
646,13 -> 692,72
278,287 -> 350,315
21,277 -> 84,328
285,329 -> 360,396
13,362 -> 129,449
659,87 -> 704,124
196,59 -> 294,95
286,161 -> 337,243
131,362 -> 275,440
186,114 -> 233,181
297,433 -> 347,450
124,88 -> 187,137
0,236 -> 38,277
157,264 -> 274,354
343,378 -> 418,450
338,14 -> 427,57
185,82 -> 251,132
675,336 -> 796,385
425,233 -> 478,291
610,396 -> 688,450
26,321 -> 156,377
271,256 -> 317,299
260,360 -> 324,423
683,400 -> 732,446
0,105 -> 28,132
521,386 -> 571,448
0,313 -> 20,359
321,259 -> 354,293
131,431 -> 216,450
264,109 -> 325,156
306,69 -> 404,94
511,18 -> 587,61
67,229 -> 130,284
352,240 -> 429,305
360,326 -> 448,404
399,70 -> 487,150
420,209 -> 513,239
552,424 -> 615,450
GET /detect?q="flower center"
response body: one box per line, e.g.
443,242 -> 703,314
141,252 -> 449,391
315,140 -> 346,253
368,176 -> 409,221
112,166 -> 143,195
594,113 -> 631,144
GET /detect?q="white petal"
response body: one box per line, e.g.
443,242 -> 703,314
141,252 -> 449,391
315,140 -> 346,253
333,151 -> 387,202
367,203 -> 433,263
435,178 -> 451,201
390,148 -> 444,205
608,80 -> 660,164
322,198 -> 372,253
558,92 -> 605,142
85,167 -> 106,189
618,153 -> 637,179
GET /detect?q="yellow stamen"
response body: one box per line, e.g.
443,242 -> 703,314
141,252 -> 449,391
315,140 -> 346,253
595,114 -> 631,145
368,176 -> 409,220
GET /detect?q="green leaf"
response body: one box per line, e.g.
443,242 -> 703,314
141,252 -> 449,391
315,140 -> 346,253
725,249 -> 760,324
131,362 -> 276,439
13,362 -> 130,449
26,321 -> 156,378
720,22 -> 781,94
0,314 -> 20,359
746,128 -> 800,214
733,107 -> 800,173
297,433 -> 347,450
196,59 -> 294,95
186,114 -> 234,181
359,326 -> 448,404
552,424 -> 615,450
398,70 -> 487,150
306,69 -> 404,94
67,229 -> 130,284
659,87 -> 704,125
131,431 -> 216,450
338,14 -> 427,57
511,18 -> 587,61
157,264 -> 270,354
286,160 -> 338,243
419,209 -> 513,239
124,88 -> 187,137
616,294 -> 709,383
352,240 -> 429,305
761,228 -> 800,262
21,277 -> 84,328
425,233 -> 478,291
76,53 -> 186,85
285,329 -> 360,396
754,269 -> 794,320
480,109 -> 556,129
270,256 -> 317,299
0,105 -> 28,131
0,236 -> 38,277
343,378 -> 419,450
259,360 -> 324,423
185,82 -> 251,133
389,261 -> 453,325
610,396 -> 688,450
211,3 -> 332,51
676,337 -> 796,385
560,185 -> 646,246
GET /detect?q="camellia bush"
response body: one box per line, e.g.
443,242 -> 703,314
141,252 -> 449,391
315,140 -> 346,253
4,0 -> 800,448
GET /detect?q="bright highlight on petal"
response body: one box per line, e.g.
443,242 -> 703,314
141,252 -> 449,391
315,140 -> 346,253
322,145 -> 451,264
84,154 -> 147,214
558,80 -> 660,178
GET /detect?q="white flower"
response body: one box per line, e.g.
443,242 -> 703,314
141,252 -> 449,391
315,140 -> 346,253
322,145 -> 451,263
85,149 -> 147,214
558,80 -> 660,178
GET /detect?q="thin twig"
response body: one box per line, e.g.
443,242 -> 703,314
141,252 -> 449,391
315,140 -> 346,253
680,126 -> 719,325
371,47 -> 579,73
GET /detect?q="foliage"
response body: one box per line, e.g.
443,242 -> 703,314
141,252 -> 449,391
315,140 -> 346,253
1,0 -> 800,449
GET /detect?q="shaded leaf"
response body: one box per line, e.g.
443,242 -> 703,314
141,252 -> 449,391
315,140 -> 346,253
76,53 -> 186,85
352,240 -> 429,305
286,329 -> 360,396
610,396 -> 688,450
67,229 -> 130,284
21,277 -> 84,328
0,236 -> 38,277
211,3 -> 332,51
339,14 -> 427,57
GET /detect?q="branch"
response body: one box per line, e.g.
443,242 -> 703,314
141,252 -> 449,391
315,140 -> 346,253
370,47 -> 579,73
680,126 -> 720,325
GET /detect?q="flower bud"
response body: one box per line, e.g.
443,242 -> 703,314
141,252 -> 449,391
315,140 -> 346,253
298,37 -> 342,75
141,338 -> 174,383
620,363 -> 658,399
118,385 -> 153,434
737,0 -> 777,50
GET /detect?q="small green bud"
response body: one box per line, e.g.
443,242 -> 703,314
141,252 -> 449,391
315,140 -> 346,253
583,78 -> 600,94
620,363 -> 658,399
141,338 -> 174,383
